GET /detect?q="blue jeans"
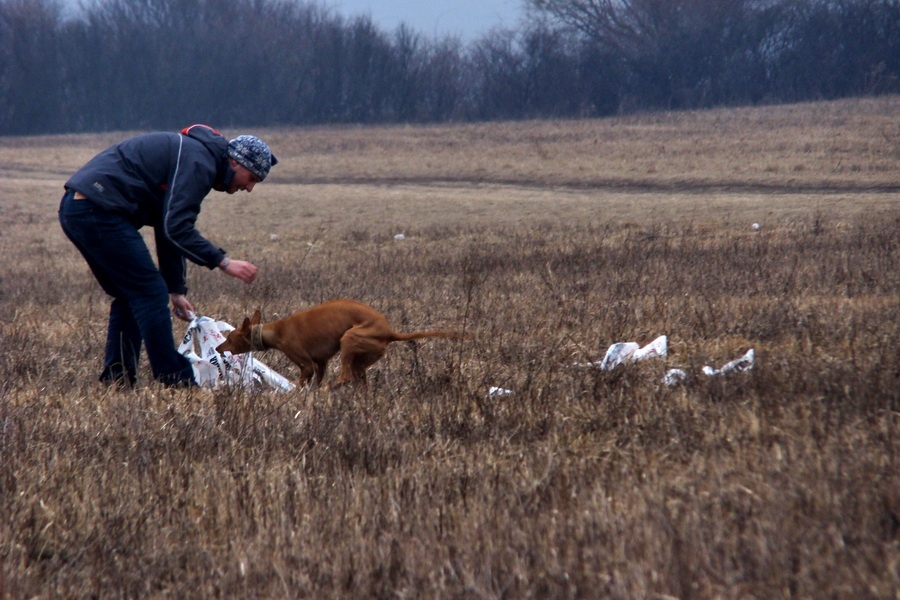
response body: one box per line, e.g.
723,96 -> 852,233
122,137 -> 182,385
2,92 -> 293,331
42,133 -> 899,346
58,189 -> 196,387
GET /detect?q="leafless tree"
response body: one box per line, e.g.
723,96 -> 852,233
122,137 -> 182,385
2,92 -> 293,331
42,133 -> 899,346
0,0 -> 64,133
528,0 -> 785,108
0,0 -> 897,134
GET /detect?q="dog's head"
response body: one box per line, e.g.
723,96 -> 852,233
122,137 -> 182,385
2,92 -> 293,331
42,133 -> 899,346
215,310 -> 262,355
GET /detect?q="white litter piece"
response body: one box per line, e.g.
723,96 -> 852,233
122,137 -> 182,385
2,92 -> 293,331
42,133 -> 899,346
663,368 -> 689,386
576,335 -> 668,370
631,335 -> 668,361
752,222 -> 761,231
596,342 -> 641,370
489,386 -> 514,397
178,315 -> 296,392
702,349 -> 755,376
394,233 -> 406,240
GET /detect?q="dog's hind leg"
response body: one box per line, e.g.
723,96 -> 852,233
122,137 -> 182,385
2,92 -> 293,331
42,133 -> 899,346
336,328 -> 388,386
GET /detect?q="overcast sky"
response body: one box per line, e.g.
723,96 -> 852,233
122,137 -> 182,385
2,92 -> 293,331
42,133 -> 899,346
331,0 -> 524,40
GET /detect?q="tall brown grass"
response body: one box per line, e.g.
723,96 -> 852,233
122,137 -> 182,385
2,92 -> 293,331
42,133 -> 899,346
1,97 -> 898,598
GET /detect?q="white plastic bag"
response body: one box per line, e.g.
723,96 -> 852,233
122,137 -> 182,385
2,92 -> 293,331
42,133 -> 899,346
178,315 -> 295,392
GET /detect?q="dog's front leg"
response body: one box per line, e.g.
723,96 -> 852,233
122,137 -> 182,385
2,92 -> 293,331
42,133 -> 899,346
281,350 -> 322,387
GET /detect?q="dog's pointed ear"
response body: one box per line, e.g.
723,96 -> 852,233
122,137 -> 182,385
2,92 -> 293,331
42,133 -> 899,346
240,316 -> 252,331
251,310 -> 262,325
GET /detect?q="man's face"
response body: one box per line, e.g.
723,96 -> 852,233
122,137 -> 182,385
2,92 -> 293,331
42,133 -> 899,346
225,160 -> 262,194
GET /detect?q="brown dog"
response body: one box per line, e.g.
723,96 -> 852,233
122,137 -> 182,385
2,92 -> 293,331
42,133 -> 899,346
215,299 -> 464,387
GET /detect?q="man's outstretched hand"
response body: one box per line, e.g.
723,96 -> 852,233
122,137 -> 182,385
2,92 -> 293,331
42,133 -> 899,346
222,258 -> 258,284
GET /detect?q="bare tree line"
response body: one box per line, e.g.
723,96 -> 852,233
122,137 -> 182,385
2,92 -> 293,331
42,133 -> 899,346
0,0 -> 897,135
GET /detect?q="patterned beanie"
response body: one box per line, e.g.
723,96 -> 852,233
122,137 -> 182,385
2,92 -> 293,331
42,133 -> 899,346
228,135 -> 278,180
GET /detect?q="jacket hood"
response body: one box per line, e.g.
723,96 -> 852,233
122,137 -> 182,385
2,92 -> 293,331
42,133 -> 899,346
180,124 -> 233,187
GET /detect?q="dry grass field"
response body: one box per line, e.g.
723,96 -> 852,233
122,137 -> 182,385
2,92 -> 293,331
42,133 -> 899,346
1,96 -> 898,598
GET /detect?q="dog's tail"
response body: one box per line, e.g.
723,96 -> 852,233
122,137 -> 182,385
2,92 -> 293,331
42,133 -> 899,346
391,330 -> 466,342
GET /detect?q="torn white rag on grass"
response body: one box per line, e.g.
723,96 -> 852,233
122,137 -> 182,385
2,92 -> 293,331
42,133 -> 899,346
701,348 -> 755,376
575,335 -> 668,370
178,315 -> 296,392
664,348 -> 755,386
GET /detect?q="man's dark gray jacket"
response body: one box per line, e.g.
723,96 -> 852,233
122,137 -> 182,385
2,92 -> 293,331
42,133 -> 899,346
66,125 -> 234,295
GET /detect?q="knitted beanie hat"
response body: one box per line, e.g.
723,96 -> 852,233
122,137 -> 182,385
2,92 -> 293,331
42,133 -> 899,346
227,135 -> 278,180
